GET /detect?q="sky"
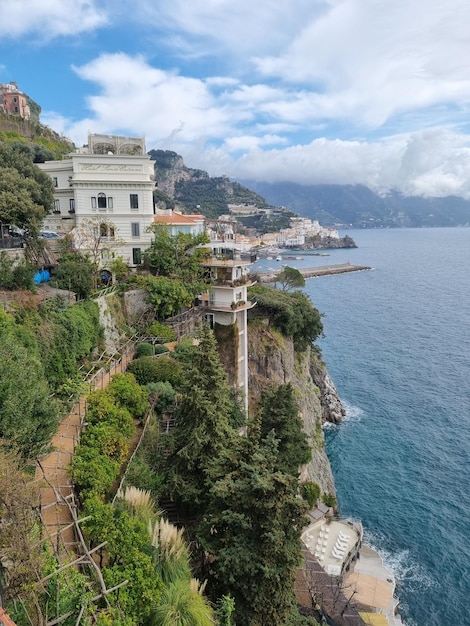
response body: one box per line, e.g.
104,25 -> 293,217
2,0 -> 470,198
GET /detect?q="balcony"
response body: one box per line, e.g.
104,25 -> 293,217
198,295 -> 256,313
211,275 -> 256,288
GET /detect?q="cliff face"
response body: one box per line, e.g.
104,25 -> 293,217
247,322 -> 339,495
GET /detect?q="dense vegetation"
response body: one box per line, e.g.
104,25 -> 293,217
0,140 -> 55,235
0,299 -> 102,458
0,109 -> 74,159
248,283 -> 323,351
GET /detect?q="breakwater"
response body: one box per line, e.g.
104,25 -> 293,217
259,263 -> 371,282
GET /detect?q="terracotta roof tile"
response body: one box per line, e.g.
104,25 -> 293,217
153,213 -> 204,225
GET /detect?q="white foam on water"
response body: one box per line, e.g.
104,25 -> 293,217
364,530 -> 435,592
341,401 -> 364,422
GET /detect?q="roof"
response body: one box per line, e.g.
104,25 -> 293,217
0,608 -> 17,626
153,212 -> 204,225
359,612 -> 389,626
344,572 -> 393,610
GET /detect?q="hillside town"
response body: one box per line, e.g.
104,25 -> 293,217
1,98 -> 396,626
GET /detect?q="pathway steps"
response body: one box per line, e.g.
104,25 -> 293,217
35,344 -> 135,560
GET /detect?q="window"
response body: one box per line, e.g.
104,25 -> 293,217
53,177 -> 58,187
132,248 -> 142,265
130,194 -> 139,209
13,97 -> 17,103
91,196 -> 97,209
53,199 -> 60,213
108,197 -> 113,209
69,199 -> 75,213
98,193 -> 107,209
99,223 -> 115,240
131,222 -> 140,237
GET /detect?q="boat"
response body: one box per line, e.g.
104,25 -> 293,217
276,256 -> 282,261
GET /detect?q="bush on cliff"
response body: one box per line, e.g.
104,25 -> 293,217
248,283 -> 323,351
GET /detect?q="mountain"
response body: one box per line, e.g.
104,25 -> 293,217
149,150 -> 288,230
241,181 -> 470,228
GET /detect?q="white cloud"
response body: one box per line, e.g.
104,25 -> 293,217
0,0 -> 108,39
27,1 -> 470,200
134,0 -> 324,58
65,53 -> 235,145
254,0 -> 470,127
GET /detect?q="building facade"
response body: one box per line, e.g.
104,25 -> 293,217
38,134 -> 155,267
0,82 -> 30,119
200,247 -> 256,414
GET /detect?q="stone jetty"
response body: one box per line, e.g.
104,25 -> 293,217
259,263 -> 371,282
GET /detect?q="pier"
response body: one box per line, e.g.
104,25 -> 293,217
259,263 -> 371,282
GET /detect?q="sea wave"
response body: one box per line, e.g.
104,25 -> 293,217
341,401 -> 364,422
364,529 -> 436,592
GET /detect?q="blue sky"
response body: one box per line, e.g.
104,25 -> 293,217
2,0 -> 470,197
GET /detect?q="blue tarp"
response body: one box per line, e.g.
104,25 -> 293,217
33,269 -> 51,285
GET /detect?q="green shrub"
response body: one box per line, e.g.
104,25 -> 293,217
146,381 -> 177,414
173,337 -> 197,364
146,321 -> 176,342
301,482 -> 321,508
136,342 -> 154,358
153,344 -> 170,355
321,493 -> 337,508
127,356 -> 182,387
248,284 -> 323,351
72,446 -> 120,500
107,373 -> 149,419
85,390 -> 135,436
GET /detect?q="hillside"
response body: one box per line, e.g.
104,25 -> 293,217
149,149 -> 280,222
242,181 -> 470,228
0,109 -> 74,160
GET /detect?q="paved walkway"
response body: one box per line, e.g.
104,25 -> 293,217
35,343 -> 135,559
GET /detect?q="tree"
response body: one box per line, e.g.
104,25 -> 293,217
258,383 -> 312,476
248,284 -> 323,351
0,141 -> 54,235
51,237 -> 95,299
198,431 -> 308,625
275,266 -> 306,291
70,217 -> 123,287
145,275 -> 199,320
0,333 -> 59,458
0,445 -> 44,605
165,325 -> 238,513
144,224 -> 210,282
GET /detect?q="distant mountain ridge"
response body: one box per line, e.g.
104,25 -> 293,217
149,149 -> 470,228
241,181 -> 470,228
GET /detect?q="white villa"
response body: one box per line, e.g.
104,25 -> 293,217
38,134 -> 156,266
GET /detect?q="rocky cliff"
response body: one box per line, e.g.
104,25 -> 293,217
247,321 -> 339,495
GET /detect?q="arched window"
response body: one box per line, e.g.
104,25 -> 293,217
98,193 -> 107,209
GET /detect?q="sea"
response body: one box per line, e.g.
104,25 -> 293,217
255,228 -> 470,626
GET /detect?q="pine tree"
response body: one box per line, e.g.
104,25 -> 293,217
166,325 -> 238,513
198,431 -> 308,625
258,383 -> 312,476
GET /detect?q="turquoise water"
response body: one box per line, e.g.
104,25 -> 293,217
297,228 -> 470,626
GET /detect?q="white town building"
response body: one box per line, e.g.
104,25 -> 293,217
38,134 -> 155,266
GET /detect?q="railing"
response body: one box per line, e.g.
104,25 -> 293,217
0,237 -> 24,249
